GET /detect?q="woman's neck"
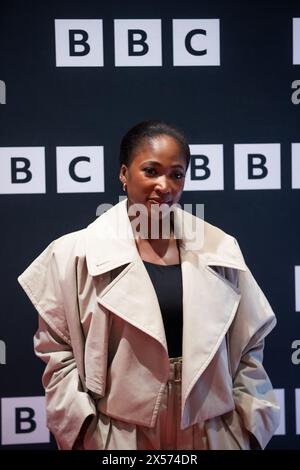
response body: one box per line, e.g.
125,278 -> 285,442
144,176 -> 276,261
135,233 -> 181,265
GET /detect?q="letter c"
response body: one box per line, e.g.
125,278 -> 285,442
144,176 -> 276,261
185,29 -> 207,56
69,156 -> 91,182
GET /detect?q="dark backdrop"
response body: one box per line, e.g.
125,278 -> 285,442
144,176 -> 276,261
0,0 -> 299,449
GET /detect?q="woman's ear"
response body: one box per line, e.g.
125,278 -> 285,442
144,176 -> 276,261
119,164 -> 128,185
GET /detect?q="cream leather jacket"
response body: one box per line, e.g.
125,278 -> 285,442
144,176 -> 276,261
18,198 -> 280,450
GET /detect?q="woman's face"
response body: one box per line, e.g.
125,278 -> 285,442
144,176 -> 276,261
119,135 -> 187,213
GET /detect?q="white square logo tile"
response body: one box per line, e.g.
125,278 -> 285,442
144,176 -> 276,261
184,145 -> 223,191
273,389 -> 285,435
234,143 -> 281,190
295,266 -> 300,312
55,19 -> 103,67
296,389 -> 300,434
173,19 -> 220,66
0,147 -> 45,194
114,19 -> 162,66
1,397 -> 50,445
0,79 -> 6,104
0,339 -> 6,365
292,143 -> 300,189
56,146 -> 104,193
293,18 -> 300,65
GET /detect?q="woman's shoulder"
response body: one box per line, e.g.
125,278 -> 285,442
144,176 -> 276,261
178,205 -> 238,244
40,227 -> 87,262
202,218 -> 240,252
179,206 -> 246,270
19,227 -> 90,282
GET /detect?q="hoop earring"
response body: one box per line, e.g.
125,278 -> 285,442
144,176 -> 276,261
123,182 -> 127,192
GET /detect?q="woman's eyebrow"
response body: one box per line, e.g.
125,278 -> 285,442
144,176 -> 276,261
141,160 -> 185,169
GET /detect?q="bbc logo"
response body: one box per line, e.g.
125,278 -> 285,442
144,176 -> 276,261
54,19 -> 220,67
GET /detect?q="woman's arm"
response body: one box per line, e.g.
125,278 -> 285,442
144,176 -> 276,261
34,316 -> 97,449
18,239 -> 100,450
227,267 -> 280,449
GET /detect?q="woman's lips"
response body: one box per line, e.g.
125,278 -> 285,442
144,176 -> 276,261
148,198 -> 172,206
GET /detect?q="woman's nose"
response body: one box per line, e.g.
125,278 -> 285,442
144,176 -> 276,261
155,176 -> 171,193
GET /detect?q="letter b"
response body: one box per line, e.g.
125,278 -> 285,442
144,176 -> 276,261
1,397 -> 50,444
0,147 -> 45,194
11,158 -> 32,183
190,155 -> 211,180
115,20 -> 162,66
69,29 -> 90,56
55,20 -> 104,67
234,144 -> 281,190
184,145 -> 224,191
247,154 -> 268,179
15,408 -> 37,434
128,30 -> 149,56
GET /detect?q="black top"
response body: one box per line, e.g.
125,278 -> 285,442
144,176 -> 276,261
143,260 -> 183,358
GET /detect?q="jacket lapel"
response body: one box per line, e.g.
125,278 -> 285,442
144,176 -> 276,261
180,248 -> 242,419
97,259 -> 168,351
85,198 -> 168,351
174,207 -> 247,420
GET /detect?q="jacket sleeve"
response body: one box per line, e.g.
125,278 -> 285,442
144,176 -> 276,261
227,267 -> 281,449
18,240 -> 97,450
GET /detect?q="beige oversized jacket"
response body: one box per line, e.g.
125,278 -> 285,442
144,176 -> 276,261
18,198 -> 280,450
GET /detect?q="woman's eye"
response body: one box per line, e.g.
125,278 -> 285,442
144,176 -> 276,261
173,172 -> 185,180
143,168 -> 157,176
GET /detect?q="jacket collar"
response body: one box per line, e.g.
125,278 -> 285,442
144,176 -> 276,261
85,198 -> 247,276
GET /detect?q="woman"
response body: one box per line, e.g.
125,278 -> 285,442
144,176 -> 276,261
18,120 -> 280,450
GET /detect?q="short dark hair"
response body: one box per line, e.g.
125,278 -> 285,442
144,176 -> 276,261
119,120 -> 190,169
